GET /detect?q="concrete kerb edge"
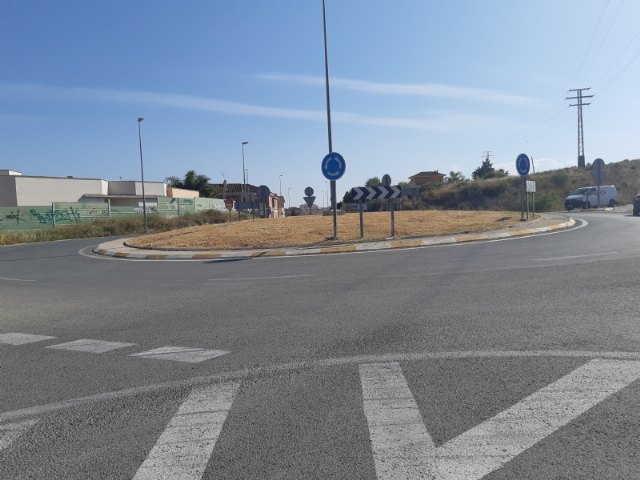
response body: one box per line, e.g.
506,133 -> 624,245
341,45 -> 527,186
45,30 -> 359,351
92,217 -> 576,260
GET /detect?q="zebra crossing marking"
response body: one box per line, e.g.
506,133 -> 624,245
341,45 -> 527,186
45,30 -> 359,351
132,381 -> 240,480
46,339 -> 136,354
359,362 -> 435,478
359,359 -> 640,480
0,332 -> 230,363
0,333 -> 56,345
129,346 -> 230,363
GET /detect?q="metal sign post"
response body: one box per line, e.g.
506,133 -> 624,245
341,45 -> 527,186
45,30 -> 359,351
359,201 -> 364,238
351,181 -> 402,239
303,186 -> 316,215
516,153 -> 531,222
321,152 -> 345,234
526,180 -> 536,219
592,158 -> 605,207
382,174 -> 395,238
224,198 -> 234,222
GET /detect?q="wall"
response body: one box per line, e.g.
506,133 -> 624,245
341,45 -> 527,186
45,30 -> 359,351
167,186 -> 200,198
14,177 -> 108,206
0,176 -> 17,206
135,181 -> 166,196
0,202 -> 110,231
0,197 -> 226,231
108,180 -> 166,196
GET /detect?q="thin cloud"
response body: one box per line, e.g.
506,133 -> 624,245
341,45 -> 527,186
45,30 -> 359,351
0,83 -> 510,132
258,73 -> 544,107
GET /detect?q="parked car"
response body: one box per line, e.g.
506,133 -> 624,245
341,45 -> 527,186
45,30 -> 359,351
633,193 -> 640,216
564,185 -> 618,211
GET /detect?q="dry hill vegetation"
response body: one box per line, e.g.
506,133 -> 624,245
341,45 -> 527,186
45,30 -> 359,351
127,210 -> 522,250
413,158 -> 640,212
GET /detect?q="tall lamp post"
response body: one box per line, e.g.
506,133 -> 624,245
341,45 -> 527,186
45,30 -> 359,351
137,117 -> 148,234
322,0 -> 337,238
241,141 -> 249,201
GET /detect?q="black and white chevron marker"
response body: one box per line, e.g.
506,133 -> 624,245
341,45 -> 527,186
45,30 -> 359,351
351,185 -> 402,201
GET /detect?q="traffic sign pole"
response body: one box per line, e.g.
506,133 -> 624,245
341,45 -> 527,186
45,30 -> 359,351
321,152 -> 346,236
382,174 -> 395,238
516,154 -> 531,222
359,201 -> 364,238
592,158 -> 605,207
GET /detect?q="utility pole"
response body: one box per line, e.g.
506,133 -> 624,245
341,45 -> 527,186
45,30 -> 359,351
482,151 -> 494,162
566,88 -> 593,169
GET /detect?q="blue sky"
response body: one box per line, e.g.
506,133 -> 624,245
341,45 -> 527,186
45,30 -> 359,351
1,0 -> 639,207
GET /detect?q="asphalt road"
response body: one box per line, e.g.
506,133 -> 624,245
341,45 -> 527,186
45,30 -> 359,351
1,209 -> 640,479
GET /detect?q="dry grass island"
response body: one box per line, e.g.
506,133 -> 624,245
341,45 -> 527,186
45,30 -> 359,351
127,210 -> 524,250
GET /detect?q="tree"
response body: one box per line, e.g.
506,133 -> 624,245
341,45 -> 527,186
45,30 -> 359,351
448,171 -> 466,183
342,189 -> 355,204
365,176 -> 381,187
165,170 -> 212,197
472,159 -> 495,180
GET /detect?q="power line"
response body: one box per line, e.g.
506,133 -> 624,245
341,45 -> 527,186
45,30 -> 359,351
592,24 -> 640,91
571,0 -> 610,88
583,0 -> 623,82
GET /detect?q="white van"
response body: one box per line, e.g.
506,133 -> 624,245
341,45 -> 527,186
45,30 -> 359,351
564,185 -> 618,210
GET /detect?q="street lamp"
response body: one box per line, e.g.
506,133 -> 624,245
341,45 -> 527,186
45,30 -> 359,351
279,174 -> 283,196
137,117 -> 148,234
241,141 -> 249,201
322,0 -> 337,238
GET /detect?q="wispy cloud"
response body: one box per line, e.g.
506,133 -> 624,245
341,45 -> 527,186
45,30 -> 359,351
258,73 -> 545,107
0,83 -> 511,132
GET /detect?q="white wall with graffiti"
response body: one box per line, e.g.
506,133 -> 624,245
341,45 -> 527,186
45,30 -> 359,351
0,198 -> 225,231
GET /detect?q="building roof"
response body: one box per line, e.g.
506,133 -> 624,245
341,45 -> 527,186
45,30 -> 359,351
411,171 -> 445,177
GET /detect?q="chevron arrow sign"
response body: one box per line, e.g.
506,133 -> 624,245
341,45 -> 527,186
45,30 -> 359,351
351,185 -> 402,201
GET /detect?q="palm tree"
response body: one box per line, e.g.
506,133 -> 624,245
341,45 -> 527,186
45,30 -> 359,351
448,171 -> 466,183
166,170 -> 211,196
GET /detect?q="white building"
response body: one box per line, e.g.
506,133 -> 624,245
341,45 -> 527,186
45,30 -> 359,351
0,170 -> 171,208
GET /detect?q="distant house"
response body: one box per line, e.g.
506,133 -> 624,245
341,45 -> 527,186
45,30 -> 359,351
209,183 -> 285,218
409,171 -> 446,186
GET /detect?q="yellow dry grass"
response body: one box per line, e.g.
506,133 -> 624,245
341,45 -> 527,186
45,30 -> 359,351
127,210 -> 523,250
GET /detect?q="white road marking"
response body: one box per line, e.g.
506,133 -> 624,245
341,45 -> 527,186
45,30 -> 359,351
46,339 -> 136,353
3,350 -> 640,426
0,419 -> 38,451
129,346 -> 230,363
0,277 -> 36,283
132,381 -> 239,480
0,333 -> 57,345
209,274 -> 312,281
534,251 -> 618,261
361,359 -> 640,480
359,362 -> 435,478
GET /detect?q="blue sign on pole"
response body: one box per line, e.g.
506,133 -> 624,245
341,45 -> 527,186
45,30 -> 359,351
321,152 -> 346,180
516,153 -> 530,176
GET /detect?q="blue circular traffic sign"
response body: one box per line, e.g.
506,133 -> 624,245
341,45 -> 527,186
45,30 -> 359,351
321,152 -> 346,180
516,153 -> 530,176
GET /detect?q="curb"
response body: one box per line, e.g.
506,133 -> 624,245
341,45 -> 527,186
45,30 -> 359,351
92,217 -> 576,261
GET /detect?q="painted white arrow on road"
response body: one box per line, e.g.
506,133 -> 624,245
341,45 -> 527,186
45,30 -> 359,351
360,359 -> 640,480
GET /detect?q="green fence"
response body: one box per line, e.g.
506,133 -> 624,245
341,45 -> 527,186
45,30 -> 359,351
0,198 -> 226,231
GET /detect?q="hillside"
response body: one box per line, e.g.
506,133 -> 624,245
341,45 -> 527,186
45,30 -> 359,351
412,158 -> 640,212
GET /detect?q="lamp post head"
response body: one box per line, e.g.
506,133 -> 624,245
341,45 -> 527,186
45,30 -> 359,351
242,141 -> 248,145
137,117 -> 144,123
